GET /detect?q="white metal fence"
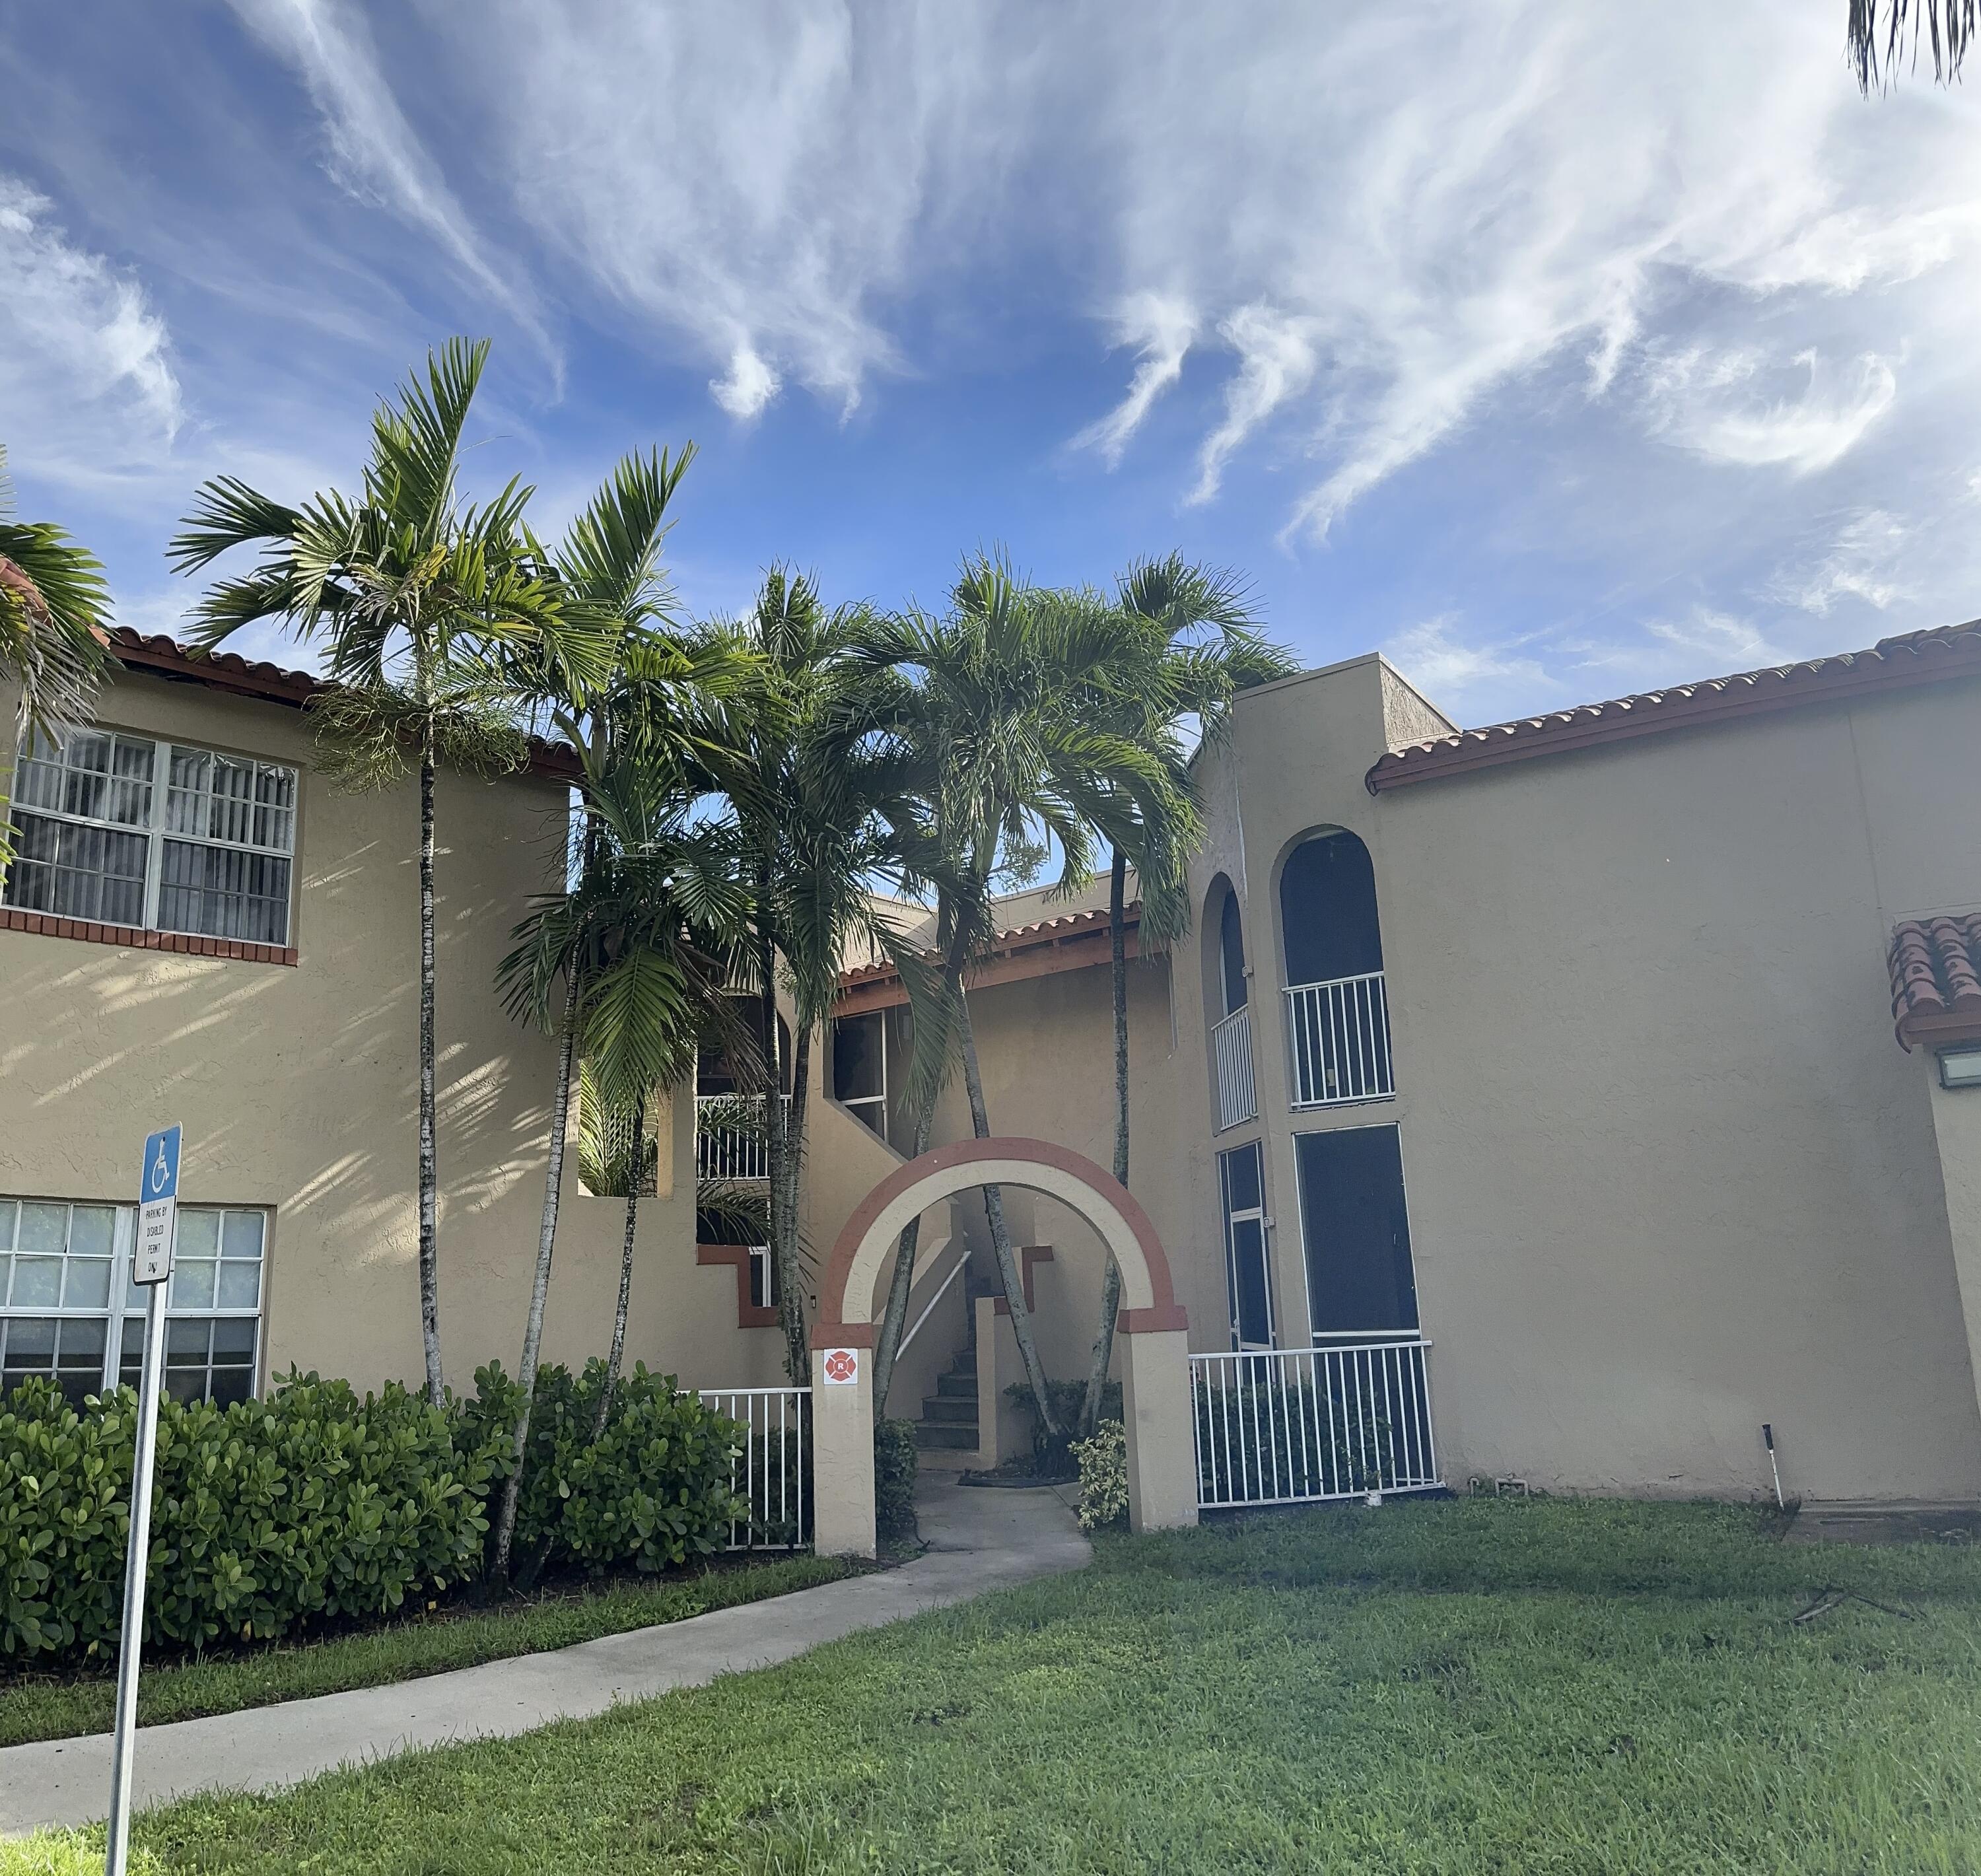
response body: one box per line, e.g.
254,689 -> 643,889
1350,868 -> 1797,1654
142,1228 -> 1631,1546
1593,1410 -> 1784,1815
1211,1006 -> 1257,1130
697,1385 -> 810,1548
1191,1340 -> 1438,1510
695,1094 -> 784,1182
1284,971 -> 1395,1107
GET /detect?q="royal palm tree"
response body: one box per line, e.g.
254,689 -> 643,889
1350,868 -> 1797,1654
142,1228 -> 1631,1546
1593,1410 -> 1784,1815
854,557 -> 1183,1437
1070,556 -> 1294,1436
169,339 -> 608,1405
1850,0 -> 1973,89
0,444 -> 112,870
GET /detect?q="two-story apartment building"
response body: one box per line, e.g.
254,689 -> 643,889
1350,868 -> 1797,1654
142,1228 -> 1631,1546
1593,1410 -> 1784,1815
7,620 -> 1981,1511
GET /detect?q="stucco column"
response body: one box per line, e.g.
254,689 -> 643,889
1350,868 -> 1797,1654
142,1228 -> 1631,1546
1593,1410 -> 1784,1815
1119,1324 -> 1198,1532
810,1335 -> 876,1558
1926,1073 -> 1981,1428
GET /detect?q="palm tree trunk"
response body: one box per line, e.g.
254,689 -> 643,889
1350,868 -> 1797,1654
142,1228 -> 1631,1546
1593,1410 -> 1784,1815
1080,848 -> 1130,1436
777,1022 -> 812,1383
417,748 -> 444,1407
493,972 -> 579,1583
955,986 -> 1060,1438
592,1089 -> 644,1443
871,1105 -> 934,1416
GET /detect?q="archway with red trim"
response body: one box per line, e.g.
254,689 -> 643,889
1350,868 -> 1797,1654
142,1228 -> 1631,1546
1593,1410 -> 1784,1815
808,1136 -> 1198,1554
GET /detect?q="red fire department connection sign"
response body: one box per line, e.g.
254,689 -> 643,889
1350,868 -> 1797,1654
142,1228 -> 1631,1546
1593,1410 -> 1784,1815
821,1348 -> 859,1385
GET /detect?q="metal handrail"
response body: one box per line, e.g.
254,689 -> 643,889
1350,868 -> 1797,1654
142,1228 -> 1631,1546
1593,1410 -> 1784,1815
897,1238 -> 970,1362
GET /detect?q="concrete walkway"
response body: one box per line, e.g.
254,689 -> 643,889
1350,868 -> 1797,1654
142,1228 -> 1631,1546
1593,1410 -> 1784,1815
1,1476 -> 1090,1837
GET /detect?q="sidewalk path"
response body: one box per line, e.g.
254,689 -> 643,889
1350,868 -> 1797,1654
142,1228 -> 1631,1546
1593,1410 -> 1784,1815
1,1476 -> 1090,1837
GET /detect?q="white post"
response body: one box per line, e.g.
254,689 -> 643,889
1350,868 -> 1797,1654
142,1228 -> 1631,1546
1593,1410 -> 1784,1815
105,1274 -> 168,1875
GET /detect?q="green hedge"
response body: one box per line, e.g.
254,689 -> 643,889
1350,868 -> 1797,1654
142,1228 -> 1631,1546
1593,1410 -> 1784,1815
1,1361 -> 747,1667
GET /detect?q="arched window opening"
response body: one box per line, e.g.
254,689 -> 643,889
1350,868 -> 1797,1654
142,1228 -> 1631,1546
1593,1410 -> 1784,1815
1206,882 -> 1257,1130
1219,889 -> 1248,1017
1279,831 -> 1395,1106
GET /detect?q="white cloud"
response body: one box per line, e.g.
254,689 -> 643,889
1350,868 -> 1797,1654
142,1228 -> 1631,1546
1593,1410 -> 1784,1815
710,342 -> 782,421
222,0 -> 552,366
1644,347 -> 1898,475
1773,509 -> 1911,614
1188,306 -> 1318,506
1382,615 -> 1553,712
1070,291 -> 1197,467
0,177 -> 182,493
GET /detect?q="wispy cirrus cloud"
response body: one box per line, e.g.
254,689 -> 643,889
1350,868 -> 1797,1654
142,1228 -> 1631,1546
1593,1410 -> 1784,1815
1071,291 -> 1197,468
221,0 -> 554,370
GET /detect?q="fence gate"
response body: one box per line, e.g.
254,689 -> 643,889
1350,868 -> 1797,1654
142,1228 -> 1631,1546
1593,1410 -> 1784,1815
1191,1340 -> 1439,1510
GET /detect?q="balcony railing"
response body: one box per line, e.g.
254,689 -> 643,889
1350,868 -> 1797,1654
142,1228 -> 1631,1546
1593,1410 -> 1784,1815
1210,1006 -> 1257,1130
1284,971 -> 1394,1107
695,1093 -> 786,1182
1191,1338 -> 1438,1510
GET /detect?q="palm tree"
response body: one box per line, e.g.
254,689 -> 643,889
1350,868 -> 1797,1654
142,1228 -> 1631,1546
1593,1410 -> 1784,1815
485,450 -> 757,1582
168,339 -> 606,1405
494,757 -> 753,1580
1070,555 -> 1295,1436
712,571 -> 924,1385
854,557 -> 1183,1438
0,445 -> 112,872
1849,1 -> 1973,89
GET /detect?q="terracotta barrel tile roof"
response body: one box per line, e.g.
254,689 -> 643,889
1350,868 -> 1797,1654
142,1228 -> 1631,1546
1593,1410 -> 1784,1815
1889,913 -> 1981,1050
1366,620 -> 1981,793
102,627 -> 581,781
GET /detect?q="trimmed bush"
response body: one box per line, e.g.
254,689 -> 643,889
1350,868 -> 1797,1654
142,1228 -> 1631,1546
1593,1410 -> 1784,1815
1068,1419 -> 1128,1531
1,1361 -> 747,1667
874,1419 -> 919,1541
2,1373 -> 495,1662
1006,1377 -> 1123,1476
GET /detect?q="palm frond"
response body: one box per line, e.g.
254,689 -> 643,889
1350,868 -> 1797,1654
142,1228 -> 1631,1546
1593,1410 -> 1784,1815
1850,0 -> 1975,90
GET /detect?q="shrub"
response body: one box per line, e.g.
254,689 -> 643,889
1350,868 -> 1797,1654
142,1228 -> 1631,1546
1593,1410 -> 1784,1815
1005,1377 -> 1123,1476
1,1362 -> 747,1666
2,1373 -> 495,1662
1068,1419 -> 1128,1531
874,1419 -> 919,1542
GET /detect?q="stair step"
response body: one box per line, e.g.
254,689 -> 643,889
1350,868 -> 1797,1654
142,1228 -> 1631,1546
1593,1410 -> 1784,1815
916,1422 -> 978,1450
936,1372 -> 977,1399
920,1395 -> 977,1424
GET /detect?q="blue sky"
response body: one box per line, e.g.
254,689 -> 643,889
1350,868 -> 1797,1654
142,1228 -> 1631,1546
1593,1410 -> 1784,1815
5,1 -> 1981,729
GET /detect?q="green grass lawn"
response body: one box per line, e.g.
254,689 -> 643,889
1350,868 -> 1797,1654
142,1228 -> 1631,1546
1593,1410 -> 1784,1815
0,1554 -> 853,1749
13,1497 -> 1981,1875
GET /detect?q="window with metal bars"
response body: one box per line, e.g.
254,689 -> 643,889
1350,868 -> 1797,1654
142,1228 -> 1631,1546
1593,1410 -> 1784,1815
5,727 -> 297,945
0,1198 -> 267,1408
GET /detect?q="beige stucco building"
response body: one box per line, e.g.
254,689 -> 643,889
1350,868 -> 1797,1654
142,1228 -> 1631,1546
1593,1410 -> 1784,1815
7,620 -> 1981,1513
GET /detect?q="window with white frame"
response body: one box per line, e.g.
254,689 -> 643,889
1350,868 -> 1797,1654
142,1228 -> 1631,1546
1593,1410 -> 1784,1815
0,1198 -> 267,1408
5,727 -> 298,945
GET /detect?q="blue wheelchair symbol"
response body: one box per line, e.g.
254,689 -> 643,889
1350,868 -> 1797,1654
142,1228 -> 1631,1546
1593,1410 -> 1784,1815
141,1125 -> 181,1203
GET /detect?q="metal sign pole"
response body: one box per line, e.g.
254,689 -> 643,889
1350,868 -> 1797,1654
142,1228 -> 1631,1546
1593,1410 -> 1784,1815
106,1124 -> 179,1876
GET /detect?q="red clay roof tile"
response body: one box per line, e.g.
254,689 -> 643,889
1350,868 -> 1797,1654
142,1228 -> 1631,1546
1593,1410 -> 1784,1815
1889,913 -> 1981,1050
1366,621 -> 1981,793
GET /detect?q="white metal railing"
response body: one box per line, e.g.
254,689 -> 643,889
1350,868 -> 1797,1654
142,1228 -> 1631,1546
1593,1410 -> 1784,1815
1284,971 -> 1394,1107
695,1094 -> 788,1182
697,1385 -> 810,1548
1211,1006 -> 1257,1130
1191,1339 -> 1438,1510
895,1239 -> 969,1364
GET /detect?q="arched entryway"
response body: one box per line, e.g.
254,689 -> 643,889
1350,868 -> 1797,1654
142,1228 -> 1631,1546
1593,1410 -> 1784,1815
810,1136 -> 1197,1555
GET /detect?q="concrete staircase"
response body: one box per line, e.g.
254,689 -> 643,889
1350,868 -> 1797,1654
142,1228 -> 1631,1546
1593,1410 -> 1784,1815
917,1344 -> 979,1453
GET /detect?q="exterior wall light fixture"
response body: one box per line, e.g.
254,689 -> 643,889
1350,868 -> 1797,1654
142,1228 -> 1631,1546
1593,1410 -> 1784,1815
1938,1046 -> 1981,1090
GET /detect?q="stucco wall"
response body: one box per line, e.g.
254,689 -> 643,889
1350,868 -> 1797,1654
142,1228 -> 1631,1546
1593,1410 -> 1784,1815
0,668 -> 775,1397
1183,655 -> 1981,1504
